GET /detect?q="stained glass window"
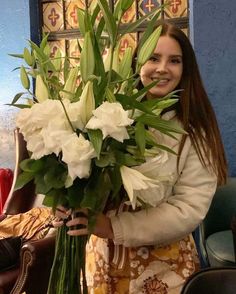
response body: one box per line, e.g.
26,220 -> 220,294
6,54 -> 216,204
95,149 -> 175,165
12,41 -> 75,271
39,0 -> 189,62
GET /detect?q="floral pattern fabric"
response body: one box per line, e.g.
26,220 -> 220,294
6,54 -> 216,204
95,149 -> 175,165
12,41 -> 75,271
86,234 -> 200,294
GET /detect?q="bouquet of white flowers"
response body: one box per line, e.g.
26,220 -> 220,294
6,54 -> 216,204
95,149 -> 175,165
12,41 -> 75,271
9,1 -> 185,293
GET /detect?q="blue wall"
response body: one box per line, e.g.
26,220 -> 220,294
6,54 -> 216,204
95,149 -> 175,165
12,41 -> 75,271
189,0 -> 236,176
0,0 -> 30,104
0,0 -> 30,168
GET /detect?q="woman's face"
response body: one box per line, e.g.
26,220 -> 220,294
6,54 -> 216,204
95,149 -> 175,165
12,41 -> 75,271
140,35 -> 183,99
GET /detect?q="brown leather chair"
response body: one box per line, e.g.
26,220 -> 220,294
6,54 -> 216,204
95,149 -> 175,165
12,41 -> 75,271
0,129 -> 55,294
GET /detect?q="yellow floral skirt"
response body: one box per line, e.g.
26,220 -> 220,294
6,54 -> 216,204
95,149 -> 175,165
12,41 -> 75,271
86,234 -> 200,294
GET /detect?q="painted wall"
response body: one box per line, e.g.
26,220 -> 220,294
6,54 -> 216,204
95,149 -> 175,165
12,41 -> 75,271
189,0 -> 236,176
0,0 -> 30,168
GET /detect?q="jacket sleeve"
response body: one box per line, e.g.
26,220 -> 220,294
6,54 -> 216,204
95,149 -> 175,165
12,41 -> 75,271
110,143 -> 217,247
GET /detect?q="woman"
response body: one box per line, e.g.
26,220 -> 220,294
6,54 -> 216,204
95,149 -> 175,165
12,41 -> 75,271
58,22 -> 227,293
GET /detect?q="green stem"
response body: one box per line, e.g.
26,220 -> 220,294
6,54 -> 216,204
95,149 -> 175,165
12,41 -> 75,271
59,99 -> 76,132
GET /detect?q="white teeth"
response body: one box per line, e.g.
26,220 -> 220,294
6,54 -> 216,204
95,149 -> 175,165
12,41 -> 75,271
151,78 -> 169,83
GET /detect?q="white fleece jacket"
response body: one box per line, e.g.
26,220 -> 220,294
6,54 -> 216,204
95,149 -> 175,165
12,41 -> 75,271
110,111 -> 217,247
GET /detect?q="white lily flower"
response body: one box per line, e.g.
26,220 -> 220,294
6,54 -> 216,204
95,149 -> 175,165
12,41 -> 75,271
62,133 -> 96,181
120,165 -> 160,209
86,101 -> 133,142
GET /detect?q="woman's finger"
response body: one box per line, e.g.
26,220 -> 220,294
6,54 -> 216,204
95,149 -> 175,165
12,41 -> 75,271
67,228 -> 89,236
55,206 -> 70,219
52,219 -> 64,228
66,216 -> 89,236
66,216 -> 88,227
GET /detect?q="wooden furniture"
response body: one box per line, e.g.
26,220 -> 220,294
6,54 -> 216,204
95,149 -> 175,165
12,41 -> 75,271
0,129 -> 55,294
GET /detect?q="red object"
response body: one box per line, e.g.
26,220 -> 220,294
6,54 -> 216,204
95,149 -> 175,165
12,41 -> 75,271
0,168 -> 13,213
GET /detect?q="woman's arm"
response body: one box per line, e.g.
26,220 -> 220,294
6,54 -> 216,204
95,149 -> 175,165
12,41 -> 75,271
110,143 -> 217,247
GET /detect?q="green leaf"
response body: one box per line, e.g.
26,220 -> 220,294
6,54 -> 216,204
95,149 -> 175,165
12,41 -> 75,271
114,0 -> 122,20
91,3 -> 101,26
119,7 -> 162,36
20,158 -> 44,173
137,115 -> 187,135
20,65 -> 30,89
93,30 -> 106,79
29,40 -> 47,61
81,169 -> 111,212
5,103 -> 31,109
80,32 -> 95,82
95,16 -> 105,42
84,8 -> 93,33
97,0 -> 117,45
8,53 -> 24,59
121,0 -> 134,11
115,150 -> 144,166
14,171 -> 34,190
108,166 -> 122,200
95,152 -> 116,168
87,129 -> 103,158
145,131 -> 177,155
10,92 -> 26,104
43,188 -> 67,210
44,165 -> 67,189
135,122 -> 146,155
142,98 -> 179,111
34,173 -> 52,194
77,8 -> 86,36
40,33 -> 50,51
130,80 -> 158,101
67,179 -> 87,208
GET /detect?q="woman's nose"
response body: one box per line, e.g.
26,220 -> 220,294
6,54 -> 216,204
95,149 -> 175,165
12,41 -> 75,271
155,61 -> 168,73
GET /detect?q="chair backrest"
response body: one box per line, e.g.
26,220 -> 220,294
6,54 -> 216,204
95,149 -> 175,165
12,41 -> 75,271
198,177 -> 236,266
203,178 -> 236,239
3,129 -> 37,215
181,267 -> 236,294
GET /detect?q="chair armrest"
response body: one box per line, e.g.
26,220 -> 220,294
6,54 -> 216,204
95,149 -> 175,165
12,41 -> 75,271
10,236 -> 55,294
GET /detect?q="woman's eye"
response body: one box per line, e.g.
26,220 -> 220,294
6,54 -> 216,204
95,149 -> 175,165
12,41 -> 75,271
170,58 -> 182,64
149,56 -> 159,62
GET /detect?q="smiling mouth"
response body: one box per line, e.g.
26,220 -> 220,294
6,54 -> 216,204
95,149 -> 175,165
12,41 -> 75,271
151,78 -> 170,84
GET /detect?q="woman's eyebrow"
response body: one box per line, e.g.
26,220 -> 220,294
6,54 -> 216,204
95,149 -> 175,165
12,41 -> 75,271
152,53 -> 182,58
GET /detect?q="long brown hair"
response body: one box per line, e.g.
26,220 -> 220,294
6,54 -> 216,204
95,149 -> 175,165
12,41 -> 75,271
158,22 -> 227,185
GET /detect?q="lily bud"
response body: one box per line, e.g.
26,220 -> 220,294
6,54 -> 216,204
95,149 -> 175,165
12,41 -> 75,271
104,44 -> 120,73
20,66 -> 30,90
80,32 -> 95,83
35,75 -> 49,102
79,81 -> 95,126
119,46 -> 133,78
137,26 -> 162,69
60,67 -> 79,100
112,45 -> 120,73
23,48 -> 34,67
103,48 -> 111,72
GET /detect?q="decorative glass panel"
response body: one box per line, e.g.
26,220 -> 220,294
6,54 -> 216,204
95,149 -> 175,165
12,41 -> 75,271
138,0 -> 162,17
40,0 -> 189,57
42,2 -> 64,33
164,0 -> 188,19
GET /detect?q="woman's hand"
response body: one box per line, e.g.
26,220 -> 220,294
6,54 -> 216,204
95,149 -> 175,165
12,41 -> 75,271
53,206 -> 114,240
